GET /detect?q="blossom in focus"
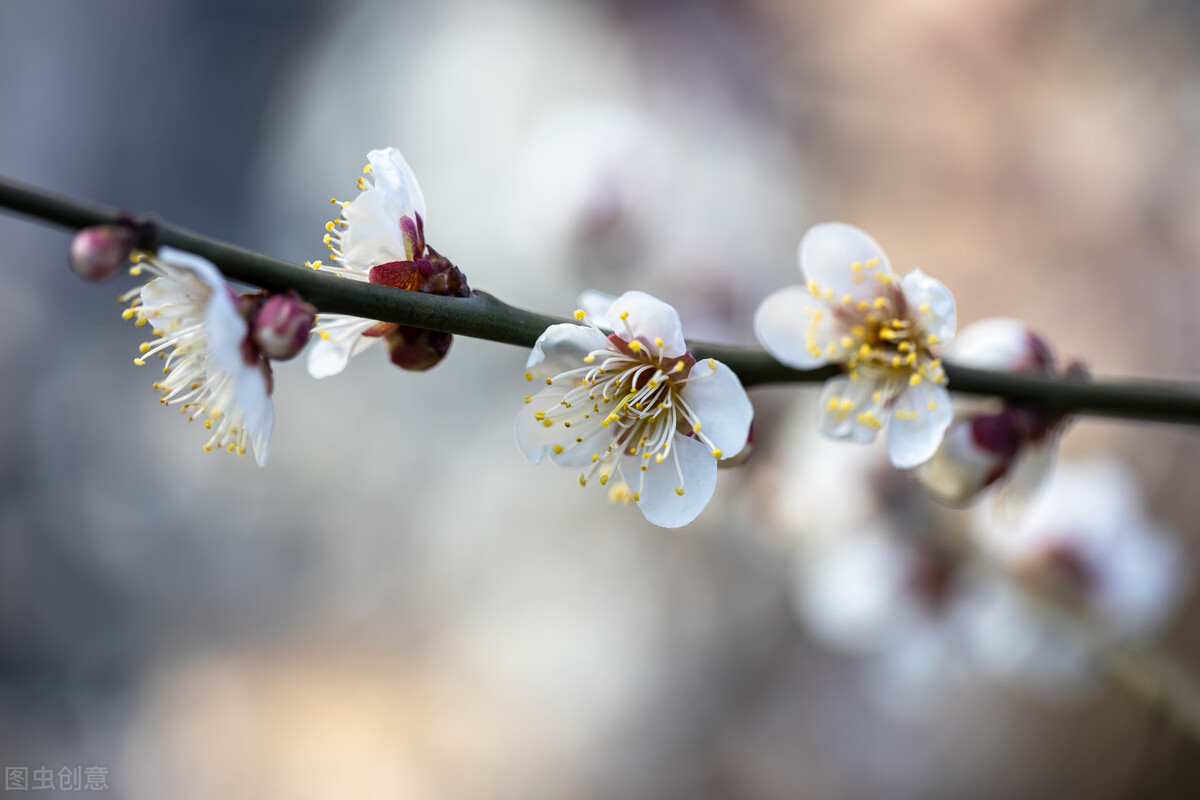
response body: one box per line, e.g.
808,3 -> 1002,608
918,318 -> 1083,511
516,291 -> 753,528
121,247 -> 274,465
307,147 -> 468,378
754,223 -> 956,468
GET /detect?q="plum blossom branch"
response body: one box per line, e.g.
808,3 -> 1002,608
3,174 -> 1200,424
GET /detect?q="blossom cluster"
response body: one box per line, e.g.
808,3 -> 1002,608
787,450 -> 1185,709
79,147 -> 1115,535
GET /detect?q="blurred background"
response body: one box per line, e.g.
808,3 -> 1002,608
2,0 -> 1200,797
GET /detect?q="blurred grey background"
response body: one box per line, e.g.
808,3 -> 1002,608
2,0 -> 1199,797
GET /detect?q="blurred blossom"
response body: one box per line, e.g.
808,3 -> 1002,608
788,452 -> 1186,709
121,247 -> 273,465
792,518 -> 979,716
755,223 -> 956,468
919,318 -> 1083,512
968,460 -> 1187,688
516,291 -> 752,528
762,413 -> 896,543
507,104 -> 669,261
307,147 -> 468,378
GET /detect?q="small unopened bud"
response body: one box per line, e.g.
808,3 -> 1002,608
251,293 -> 316,361
70,225 -> 136,281
386,325 -> 453,371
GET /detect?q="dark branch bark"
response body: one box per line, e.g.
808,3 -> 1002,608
4,175 -> 1199,425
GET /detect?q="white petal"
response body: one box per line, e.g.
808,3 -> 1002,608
916,418 -> 1005,505
799,222 -> 893,305
156,246 -> 227,293
234,365 -> 274,467
306,317 -> 381,378
367,147 -> 427,222
204,287 -> 250,376
576,289 -> 617,329
515,385 -> 570,464
991,438 -> 1057,522
622,434 -> 717,528
606,291 -> 686,357
525,323 -> 610,378
949,318 -> 1042,371
339,189 -> 412,267
515,386 -> 617,466
901,269 -> 956,344
681,358 -> 753,457
816,376 -> 887,445
887,381 -> 953,469
753,285 -> 835,369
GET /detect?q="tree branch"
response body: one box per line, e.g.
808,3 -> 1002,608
3,175 -> 1199,424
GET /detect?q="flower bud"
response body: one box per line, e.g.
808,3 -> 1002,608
251,293 -> 316,361
69,225 -> 136,281
385,325 -> 453,371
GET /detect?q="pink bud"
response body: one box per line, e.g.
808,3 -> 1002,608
251,293 -> 316,361
69,225 -> 136,281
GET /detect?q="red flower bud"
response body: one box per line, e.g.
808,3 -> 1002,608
69,225 -> 136,282
251,293 -> 316,361
385,326 -> 453,371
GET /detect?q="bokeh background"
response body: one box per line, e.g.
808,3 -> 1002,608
2,0 -> 1200,797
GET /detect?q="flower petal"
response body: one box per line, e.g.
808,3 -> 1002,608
753,285 -> 836,369
606,291 -> 686,357
816,376 -> 888,445
367,147 -> 427,223
525,323 -> 610,378
992,437 -> 1057,522
800,222 -> 893,305
339,190 -> 412,267
887,381 -> 953,469
622,433 -> 717,528
900,269 -> 956,344
576,289 -> 616,329
205,291 -> 251,377
916,418 -> 1005,505
681,358 -> 753,458
234,365 -> 274,467
949,318 -> 1045,372
515,385 -> 617,466
156,246 -> 227,293
515,385 -> 570,464
306,316 -> 381,378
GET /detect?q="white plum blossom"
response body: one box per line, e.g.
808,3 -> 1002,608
754,223 -> 956,468
965,460 -> 1187,688
307,147 -> 428,378
516,291 -> 753,528
122,247 -> 273,465
919,318 -> 1069,511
